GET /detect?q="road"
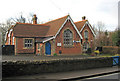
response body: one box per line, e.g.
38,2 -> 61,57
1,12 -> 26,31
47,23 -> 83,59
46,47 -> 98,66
80,72 -> 120,81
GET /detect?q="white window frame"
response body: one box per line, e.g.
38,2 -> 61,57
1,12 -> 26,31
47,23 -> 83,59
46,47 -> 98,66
24,38 -> 34,49
84,30 -> 88,39
12,37 -> 15,45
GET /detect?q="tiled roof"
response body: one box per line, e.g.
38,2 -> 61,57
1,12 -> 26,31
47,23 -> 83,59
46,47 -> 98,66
13,23 -> 49,37
74,20 -> 87,31
45,15 -> 68,36
13,15 -> 92,38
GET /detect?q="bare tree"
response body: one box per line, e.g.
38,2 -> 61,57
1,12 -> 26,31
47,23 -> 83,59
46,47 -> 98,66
0,13 -> 35,45
0,19 -> 13,45
95,21 -> 106,47
10,13 -> 33,24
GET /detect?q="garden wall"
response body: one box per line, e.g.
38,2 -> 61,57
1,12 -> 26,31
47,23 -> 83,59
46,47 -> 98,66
2,45 -> 14,55
2,57 -> 113,77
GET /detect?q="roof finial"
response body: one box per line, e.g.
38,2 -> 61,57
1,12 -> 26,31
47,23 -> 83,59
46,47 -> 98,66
67,13 -> 70,16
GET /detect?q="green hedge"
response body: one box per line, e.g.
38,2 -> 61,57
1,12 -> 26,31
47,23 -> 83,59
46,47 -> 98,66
2,57 -> 113,77
102,46 -> 120,55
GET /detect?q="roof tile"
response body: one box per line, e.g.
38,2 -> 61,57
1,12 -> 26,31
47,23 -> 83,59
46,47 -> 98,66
74,20 -> 87,31
13,23 -> 49,37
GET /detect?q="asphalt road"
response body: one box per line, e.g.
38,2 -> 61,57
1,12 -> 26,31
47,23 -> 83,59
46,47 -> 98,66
80,73 -> 120,81
94,73 -> 120,79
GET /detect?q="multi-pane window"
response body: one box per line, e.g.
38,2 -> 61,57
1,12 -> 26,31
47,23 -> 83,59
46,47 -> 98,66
84,30 -> 88,39
24,39 -> 33,48
63,29 -> 73,46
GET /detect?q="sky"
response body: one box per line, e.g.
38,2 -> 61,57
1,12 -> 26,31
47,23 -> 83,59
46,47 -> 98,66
0,0 -> 119,31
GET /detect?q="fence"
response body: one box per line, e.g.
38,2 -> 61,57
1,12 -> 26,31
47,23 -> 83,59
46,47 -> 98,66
2,45 -> 14,55
112,56 -> 120,66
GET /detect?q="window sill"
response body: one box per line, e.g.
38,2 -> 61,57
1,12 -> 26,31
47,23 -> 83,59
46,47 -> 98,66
23,47 -> 34,49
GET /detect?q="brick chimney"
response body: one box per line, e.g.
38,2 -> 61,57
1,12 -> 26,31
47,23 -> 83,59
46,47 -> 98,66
82,16 -> 86,21
32,14 -> 37,24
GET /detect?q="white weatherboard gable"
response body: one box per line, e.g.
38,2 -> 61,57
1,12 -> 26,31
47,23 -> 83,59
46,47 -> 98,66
8,29 -> 13,45
8,29 -> 13,37
12,37 -> 15,45
55,15 -> 83,39
80,21 -> 96,37
5,31 -> 8,42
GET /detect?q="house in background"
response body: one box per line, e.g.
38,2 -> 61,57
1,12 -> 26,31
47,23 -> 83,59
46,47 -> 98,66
5,15 -> 96,55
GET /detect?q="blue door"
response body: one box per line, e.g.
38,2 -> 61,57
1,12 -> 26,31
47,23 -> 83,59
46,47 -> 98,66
45,42 -> 51,55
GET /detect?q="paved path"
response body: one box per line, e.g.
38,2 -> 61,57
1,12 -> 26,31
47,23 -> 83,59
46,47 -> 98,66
2,54 -> 94,61
4,66 -> 119,80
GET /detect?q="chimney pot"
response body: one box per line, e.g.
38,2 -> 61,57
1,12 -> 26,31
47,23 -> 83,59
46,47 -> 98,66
82,16 -> 86,21
32,14 -> 37,24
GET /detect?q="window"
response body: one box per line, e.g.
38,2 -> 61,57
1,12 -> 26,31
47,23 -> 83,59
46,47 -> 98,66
63,29 -> 73,46
24,39 -> 33,48
84,30 -> 88,39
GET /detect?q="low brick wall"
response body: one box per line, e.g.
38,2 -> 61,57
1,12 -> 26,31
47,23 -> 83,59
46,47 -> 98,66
2,57 -> 113,77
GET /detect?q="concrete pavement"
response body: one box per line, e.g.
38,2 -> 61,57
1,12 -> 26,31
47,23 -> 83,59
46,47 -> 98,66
2,54 -> 93,62
4,66 -> 119,80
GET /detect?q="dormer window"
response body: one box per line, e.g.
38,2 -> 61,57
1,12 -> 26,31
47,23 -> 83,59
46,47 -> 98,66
84,30 -> 88,39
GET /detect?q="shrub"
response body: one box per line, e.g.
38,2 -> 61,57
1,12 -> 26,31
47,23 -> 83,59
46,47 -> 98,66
102,46 -> 120,55
53,53 -> 57,56
86,48 -> 92,54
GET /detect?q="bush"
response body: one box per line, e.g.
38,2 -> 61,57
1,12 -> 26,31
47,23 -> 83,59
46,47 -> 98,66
102,46 -> 120,55
86,48 -> 92,54
53,53 -> 57,56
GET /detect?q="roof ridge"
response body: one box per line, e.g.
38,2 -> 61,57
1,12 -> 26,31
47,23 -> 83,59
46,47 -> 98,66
16,22 -> 49,26
44,15 -> 69,24
74,20 -> 87,23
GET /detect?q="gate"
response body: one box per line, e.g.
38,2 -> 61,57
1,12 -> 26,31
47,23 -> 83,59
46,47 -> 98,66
2,45 -> 14,55
112,56 -> 119,66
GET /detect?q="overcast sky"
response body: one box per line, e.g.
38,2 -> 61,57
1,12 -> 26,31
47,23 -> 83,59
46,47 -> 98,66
0,0 -> 119,31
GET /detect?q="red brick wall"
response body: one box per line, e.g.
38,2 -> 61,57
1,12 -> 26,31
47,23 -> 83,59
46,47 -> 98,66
16,38 -> 35,54
55,20 -> 82,54
81,24 -> 94,48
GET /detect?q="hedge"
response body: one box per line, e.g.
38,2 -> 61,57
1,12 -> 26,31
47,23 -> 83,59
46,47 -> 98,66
2,57 -> 113,77
102,46 -> 120,55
